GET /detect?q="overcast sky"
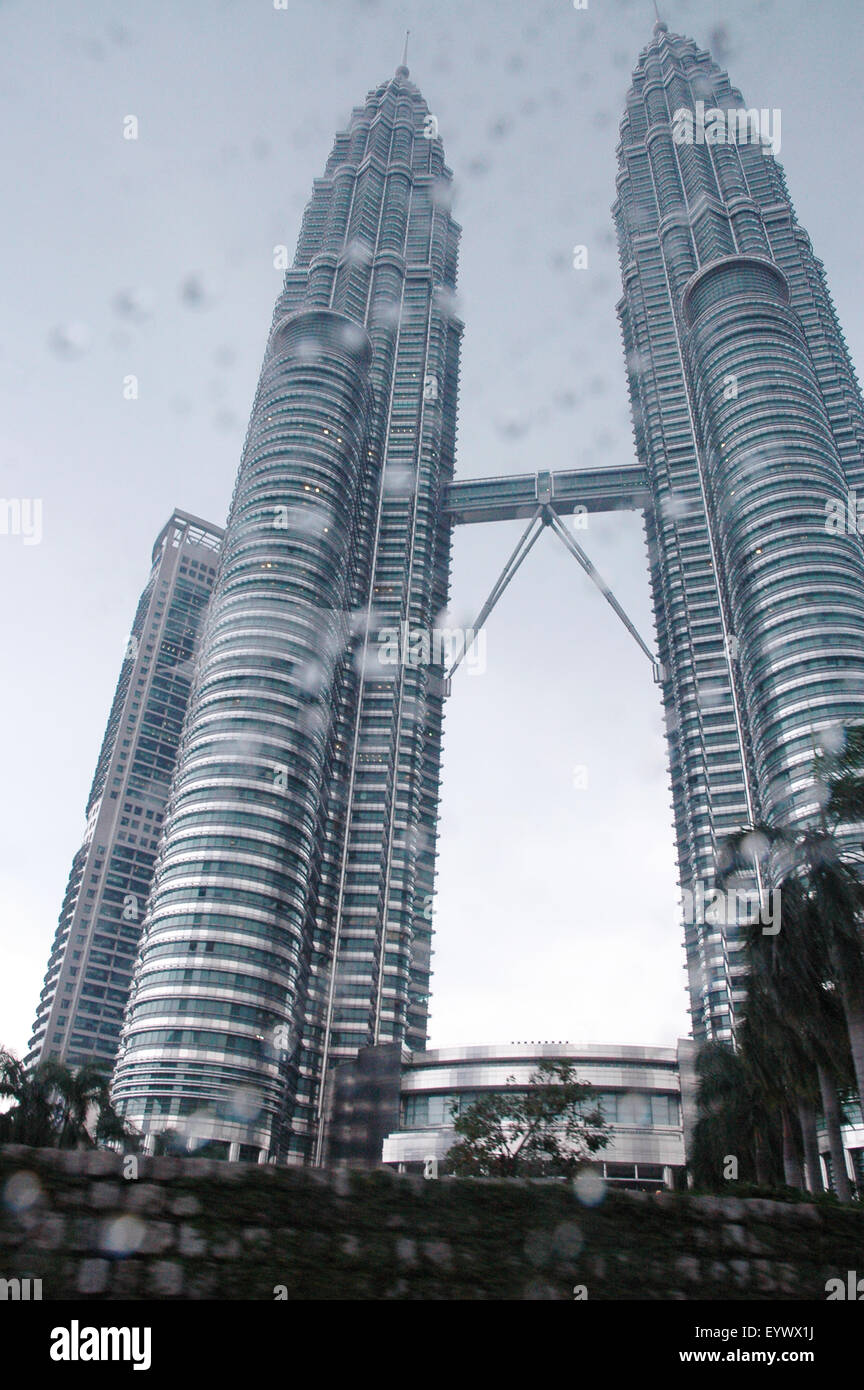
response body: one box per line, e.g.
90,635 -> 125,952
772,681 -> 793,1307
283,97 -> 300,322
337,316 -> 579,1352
2,0 -> 864,1062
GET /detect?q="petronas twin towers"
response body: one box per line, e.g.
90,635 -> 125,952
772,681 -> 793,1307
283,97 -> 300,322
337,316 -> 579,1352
617,23 -> 864,1046
111,61 -> 461,1162
34,22 -> 864,1164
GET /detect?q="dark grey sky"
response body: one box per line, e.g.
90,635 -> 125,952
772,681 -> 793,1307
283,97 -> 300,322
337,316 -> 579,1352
3,0 -> 863,1058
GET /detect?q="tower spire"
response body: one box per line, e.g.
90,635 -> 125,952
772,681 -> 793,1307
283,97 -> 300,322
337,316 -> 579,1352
397,30 -> 409,75
651,1 -> 668,34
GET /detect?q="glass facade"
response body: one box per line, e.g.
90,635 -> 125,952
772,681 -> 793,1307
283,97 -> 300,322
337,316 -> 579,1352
112,63 -> 462,1164
615,23 -> 864,1043
400,1089 -> 679,1129
26,512 -> 223,1072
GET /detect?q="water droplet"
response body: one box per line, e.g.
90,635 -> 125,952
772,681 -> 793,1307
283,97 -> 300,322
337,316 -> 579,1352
49,323 -> 92,359
573,1168 -> 606,1207
3,1171 -> 42,1213
113,288 -> 153,322
101,1215 -> 146,1257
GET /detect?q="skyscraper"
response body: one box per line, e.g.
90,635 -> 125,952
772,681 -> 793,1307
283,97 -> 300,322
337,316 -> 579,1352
27,511 -> 223,1071
614,22 -> 864,1041
112,62 -> 462,1164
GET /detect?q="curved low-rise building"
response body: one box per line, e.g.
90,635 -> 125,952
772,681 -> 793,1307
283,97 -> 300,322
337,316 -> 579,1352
384,1041 -> 694,1189
327,1039 -> 698,1191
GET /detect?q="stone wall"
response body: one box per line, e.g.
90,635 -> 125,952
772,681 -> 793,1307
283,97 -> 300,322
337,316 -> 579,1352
1,1145 -> 862,1300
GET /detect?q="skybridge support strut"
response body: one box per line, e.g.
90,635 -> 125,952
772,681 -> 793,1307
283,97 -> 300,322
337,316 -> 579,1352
447,507 -> 546,680
542,506 -> 660,674
445,503 -> 662,684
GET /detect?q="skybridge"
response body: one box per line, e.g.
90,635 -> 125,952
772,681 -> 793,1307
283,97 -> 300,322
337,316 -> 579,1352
443,464 -> 650,526
441,464 -> 661,682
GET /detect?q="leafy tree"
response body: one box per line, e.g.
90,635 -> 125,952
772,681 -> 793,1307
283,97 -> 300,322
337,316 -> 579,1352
0,1048 -> 139,1151
441,1061 -> 609,1178
150,1128 -> 188,1157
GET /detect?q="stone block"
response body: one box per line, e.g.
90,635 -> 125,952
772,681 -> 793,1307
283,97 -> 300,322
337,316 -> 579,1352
68,1217 -> 99,1253
423,1240 -> 452,1267
783,1204 -> 820,1227
31,1213 -> 67,1250
721,1223 -> 749,1250
126,1184 -> 165,1215
149,1260 -> 184,1296
178,1224 -> 207,1257
111,1261 -> 144,1297
77,1258 -> 110,1294
57,1151 -> 89,1175
331,1168 -> 352,1197
148,1157 -> 183,1180
211,1234 -> 241,1260
89,1183 -> 124,1210
688,1196 -> 724,1220
82,1152 -> 119,1178
170,1193 -> 201,1217
753,1259 -> 778,1293
187,1268 -> 220,1299
716,1197 -> 745,1221
674,1254 -> 701,1283
744,1199 -> 787,1223
730,1258 -> 751,1287
139,1221 -> 175,1255
776,1261 -> 799,1293
242,1227 -> 270,1252
551,1221 -> 584,1263
55,1187 -> 88,1208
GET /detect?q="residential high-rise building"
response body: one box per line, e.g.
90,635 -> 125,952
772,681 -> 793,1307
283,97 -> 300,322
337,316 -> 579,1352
27,511 -> 223,1071
613,22 -> 864,1041
112,62 -> 462,1164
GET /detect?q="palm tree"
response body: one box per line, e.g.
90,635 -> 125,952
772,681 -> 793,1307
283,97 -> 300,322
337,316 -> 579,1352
736,981 -> 806,1190
819,722 -> 864,826
717,825 -> 861,1198
805,837 -> 864,1122
690,1039 -> 782,1189
816,723 -> 864,1115
764,906 -> 855,1200
818,1061 -> 854,1202
719,824 -> 864,1137
0,1048 -> 138,1151
0,1051 -> 60,1148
